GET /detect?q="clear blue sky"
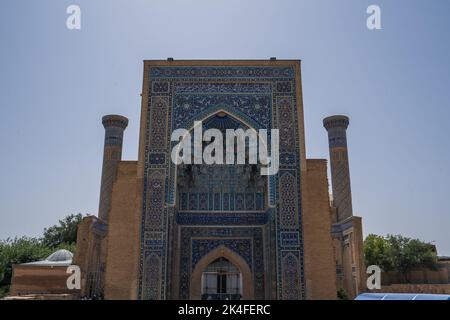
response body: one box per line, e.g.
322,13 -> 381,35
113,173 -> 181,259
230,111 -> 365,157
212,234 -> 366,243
1,0 -> 449,255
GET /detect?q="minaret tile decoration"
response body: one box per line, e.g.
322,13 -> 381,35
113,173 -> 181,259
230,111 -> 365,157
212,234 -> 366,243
323,115 -> 353,222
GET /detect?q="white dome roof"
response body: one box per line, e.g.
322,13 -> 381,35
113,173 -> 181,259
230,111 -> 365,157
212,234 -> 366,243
46,249 -> 73,262
24,249 -> 73,266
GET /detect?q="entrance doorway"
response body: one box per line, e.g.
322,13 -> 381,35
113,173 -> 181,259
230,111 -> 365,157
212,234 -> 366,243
201,257 -> 242,300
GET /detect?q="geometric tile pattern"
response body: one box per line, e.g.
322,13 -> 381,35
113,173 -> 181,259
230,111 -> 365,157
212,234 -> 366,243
281,252 -> 301,300
139,64 -> 305,299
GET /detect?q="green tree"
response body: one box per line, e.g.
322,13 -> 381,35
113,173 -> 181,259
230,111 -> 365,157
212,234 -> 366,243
0,237 -> 49,286
364,234 -> 438,282
385,235 -> 438,279
42,213 -> 83,248
364,234 -> 393,271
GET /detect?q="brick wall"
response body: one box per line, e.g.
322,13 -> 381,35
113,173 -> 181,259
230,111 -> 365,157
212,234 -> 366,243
10,265 -> 78,296
302,159 -> 337,299
104,161 -> 141,299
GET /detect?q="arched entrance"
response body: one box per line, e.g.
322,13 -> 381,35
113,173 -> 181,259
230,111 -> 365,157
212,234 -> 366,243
201,257 -> 242,300
190,246 -> 254,300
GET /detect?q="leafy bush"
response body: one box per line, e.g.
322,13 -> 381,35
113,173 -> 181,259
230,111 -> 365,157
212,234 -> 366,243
337,288 -> 350,300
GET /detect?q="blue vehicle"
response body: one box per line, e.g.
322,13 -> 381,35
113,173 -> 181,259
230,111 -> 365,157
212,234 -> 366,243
355,293 -> 450,300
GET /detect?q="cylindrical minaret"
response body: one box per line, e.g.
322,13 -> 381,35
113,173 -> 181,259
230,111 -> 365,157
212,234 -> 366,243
98,114 -> 128,221
323,115 -> 353,222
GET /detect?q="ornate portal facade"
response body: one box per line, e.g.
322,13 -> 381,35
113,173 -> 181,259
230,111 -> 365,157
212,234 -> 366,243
73,60 -> 365,300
